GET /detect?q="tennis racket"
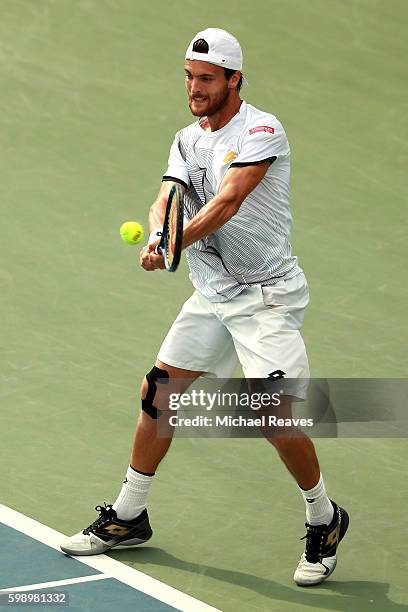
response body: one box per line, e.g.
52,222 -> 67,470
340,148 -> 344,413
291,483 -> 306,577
156,183 -> 184,272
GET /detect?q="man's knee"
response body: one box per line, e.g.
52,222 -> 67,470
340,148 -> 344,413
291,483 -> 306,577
140,365 -> 169,420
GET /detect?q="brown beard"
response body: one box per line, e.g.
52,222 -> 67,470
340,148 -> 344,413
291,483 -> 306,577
188,85 -> 230,117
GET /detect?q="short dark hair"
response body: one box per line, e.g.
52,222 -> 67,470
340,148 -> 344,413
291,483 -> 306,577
191,38 -> 243,92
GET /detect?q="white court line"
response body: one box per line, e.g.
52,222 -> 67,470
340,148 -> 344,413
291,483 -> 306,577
0,504 -> 221,612
0,574 -> 110,593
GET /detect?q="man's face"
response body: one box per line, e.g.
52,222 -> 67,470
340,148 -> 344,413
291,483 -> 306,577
184,60 -> 234,117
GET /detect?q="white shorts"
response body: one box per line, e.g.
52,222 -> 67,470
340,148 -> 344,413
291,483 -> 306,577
158,272 -> 310,389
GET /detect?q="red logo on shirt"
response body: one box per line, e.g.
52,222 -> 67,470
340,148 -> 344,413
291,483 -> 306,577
249,126 -> 275,135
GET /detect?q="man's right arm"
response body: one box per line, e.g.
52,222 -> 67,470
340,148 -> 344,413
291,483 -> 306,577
148,180 -> 182,233
141,130 -> 189,271
149,129 -> 189,235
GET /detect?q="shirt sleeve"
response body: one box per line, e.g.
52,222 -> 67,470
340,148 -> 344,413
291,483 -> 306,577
231,119 -> 290,167
162,131 -> 190,189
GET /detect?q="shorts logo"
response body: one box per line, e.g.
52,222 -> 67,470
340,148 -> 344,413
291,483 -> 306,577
249,126 -> 275,135
267,370 -> 286,380
223,151 -> 238,164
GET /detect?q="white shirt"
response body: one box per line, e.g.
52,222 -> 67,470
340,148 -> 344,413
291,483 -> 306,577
163,100 -> 301,302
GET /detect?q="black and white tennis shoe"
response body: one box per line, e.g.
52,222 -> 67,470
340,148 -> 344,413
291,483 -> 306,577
60,503 -> 152,556
294,501 -> 349,586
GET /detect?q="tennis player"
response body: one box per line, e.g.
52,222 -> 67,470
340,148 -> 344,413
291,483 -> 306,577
61,28 -> 349,586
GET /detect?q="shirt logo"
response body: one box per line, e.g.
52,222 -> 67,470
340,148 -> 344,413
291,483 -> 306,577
249,126 -> 275,135
223,151 -> 238,164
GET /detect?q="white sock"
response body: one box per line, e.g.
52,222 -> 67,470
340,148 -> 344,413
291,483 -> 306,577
112,466 -> 154,521
299,473 -> 334,526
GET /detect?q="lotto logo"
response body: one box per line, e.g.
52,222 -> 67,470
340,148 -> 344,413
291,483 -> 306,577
223,151 -> 238,164
249,126 -> 275,135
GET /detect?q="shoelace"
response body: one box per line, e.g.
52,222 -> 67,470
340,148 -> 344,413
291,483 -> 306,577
301,523 -> 325,563
83,503 -> 115,535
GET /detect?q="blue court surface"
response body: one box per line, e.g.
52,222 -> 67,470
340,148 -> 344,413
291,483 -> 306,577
0,505 -> 219,612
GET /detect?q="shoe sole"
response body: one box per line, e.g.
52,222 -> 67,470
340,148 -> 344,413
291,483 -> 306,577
60,533 -> 152,556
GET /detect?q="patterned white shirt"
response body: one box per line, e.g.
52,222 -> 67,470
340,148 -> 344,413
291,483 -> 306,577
163,100 -> 301,302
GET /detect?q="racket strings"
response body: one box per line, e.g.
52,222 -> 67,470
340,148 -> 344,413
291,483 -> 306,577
162,183 -> 183,272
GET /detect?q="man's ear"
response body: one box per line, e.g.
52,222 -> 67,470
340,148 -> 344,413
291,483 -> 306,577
228,71 -> 241,89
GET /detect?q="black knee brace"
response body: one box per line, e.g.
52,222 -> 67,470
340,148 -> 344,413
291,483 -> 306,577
141,366 -> 169,419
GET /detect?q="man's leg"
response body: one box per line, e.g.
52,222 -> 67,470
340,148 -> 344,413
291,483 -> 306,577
218,277 -> 349,586
259,396 -> 330,519
111,361 -> 202,520
131,360 -> 202,473
266,426 -> 320,489
60,289 -> 235,556
60,361 -> 202,556
259,396 -> 349,586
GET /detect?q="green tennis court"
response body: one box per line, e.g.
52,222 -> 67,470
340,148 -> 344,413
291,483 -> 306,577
1,1 -> 407,610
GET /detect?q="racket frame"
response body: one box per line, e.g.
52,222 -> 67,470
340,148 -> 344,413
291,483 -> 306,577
157,183 -> 184,272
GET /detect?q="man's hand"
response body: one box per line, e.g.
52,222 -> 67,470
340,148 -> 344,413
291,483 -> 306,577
140,240 -> 166,271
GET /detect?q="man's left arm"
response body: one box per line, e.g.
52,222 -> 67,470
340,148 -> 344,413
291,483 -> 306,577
182,161 -> 270,249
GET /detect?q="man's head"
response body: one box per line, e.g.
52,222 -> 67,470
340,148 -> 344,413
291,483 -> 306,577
184,28 -> 245,117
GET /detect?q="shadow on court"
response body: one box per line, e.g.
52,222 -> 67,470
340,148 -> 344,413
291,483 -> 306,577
109,547 -> 405,612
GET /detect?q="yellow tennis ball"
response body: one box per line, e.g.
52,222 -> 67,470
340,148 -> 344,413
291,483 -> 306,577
120,221 -> 144,245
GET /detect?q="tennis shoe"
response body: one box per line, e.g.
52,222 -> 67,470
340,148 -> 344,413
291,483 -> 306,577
294,501 -> 349,586
60,503 -> 152,556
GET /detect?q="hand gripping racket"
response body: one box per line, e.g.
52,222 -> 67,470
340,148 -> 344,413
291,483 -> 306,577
156,183 -> 184,272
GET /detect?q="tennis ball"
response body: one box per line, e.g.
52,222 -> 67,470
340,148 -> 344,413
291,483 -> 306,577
120,221 -> 144,245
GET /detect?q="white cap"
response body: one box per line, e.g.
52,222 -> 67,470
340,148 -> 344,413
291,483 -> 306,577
185,28 -> 247,83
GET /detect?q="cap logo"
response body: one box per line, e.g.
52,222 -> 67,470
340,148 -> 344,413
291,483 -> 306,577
249,126 -> 275,135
